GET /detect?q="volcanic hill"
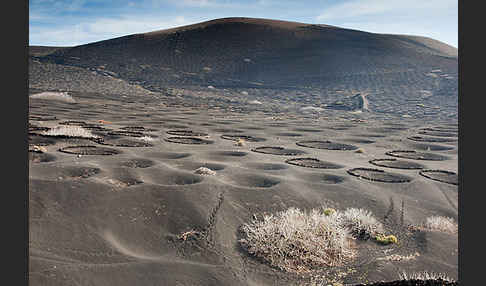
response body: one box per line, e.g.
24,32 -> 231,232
30,17 -> 458,119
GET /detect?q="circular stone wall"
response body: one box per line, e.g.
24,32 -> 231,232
419,170 -> 458,185
386,150 -> 449,161
166,130 -> 208,137
251,146 -> 307,156
107,130 -> 146,138
93,138 -> 154,147
165,137 -> 213,144
285,158 -> 343,169
347,168 -> 412,183
369,159 -> 425,170
59,145 -> 121,155
407,136 -> 456,143
221,134 -> 266,142
296,140 -> 358,151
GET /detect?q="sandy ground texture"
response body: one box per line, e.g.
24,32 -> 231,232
28,89 -> 458,286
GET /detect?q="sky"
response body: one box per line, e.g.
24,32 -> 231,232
29,0 -> 458,48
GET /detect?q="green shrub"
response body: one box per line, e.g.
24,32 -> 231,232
323,208 -> 336,216
375,234 -> 398,245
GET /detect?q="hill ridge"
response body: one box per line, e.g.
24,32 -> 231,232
29,17 -> 457,119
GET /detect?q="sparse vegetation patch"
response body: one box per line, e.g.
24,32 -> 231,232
420,216 -> 458,233
239,206 -> 394,273
398,271 -> 455,283
239,207 -> 355,272
42,125 -> 100,139
30,91 -> 76,103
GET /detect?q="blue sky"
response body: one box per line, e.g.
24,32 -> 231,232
29,0 -> 458,48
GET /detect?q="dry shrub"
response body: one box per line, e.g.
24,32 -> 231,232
234,138 -> 246,147
42,125 -> 99,139
239,207 -> 356,273
178,229 -> 201,241
29,145 -> 47,153
375,234 -> 398,245
422,216 -> 458,233
399,271 -> 455,282
239,206 -> 389,273
137,136 -> 156,142
30,91 -> 76,103
194,167 -> 216,176
336,208 -> 384,239
377,252 -> 420,262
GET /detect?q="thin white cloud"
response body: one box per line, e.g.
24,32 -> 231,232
316,0 -> 456,20
340,21 -> 457,47
31,0 -> 87,14
85,15 -> 188,35
179,0 -> 212,7
155,0 -> 250,9
315,0 -> 457,47
62,0 -> 87,12
29,15 -> 190,46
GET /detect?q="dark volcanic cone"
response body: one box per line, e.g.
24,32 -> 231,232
34,17 -> 456,91
30,17 -> 457,118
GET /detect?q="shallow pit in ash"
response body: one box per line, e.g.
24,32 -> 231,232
120,158 -> 156,168
221,134 -> 266,142
58,145 -> 121,155
347,167 -> 412,183
210,150 -> 248,157
407,136 -> 456,143
106,130 -> 146,138
405,142 -> 455,152
419,169 -> 458,185
296,140 -> 358,151
274,132 -> 303,137
285,157 -> 343,169
369,158 -> 425,170
417,131 -> 458,139
29,151 -> 56,163
251,146 -> 307,156
120,126 -> 158,132
93,138 -> 154,147
166,130 -> 209,137
386,150 -> 449,161
297,172 -> 346,184
244,162 -> 289,171
165,137 -> 213,144
227,173 -> 281,188
146,152 -> 192,160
